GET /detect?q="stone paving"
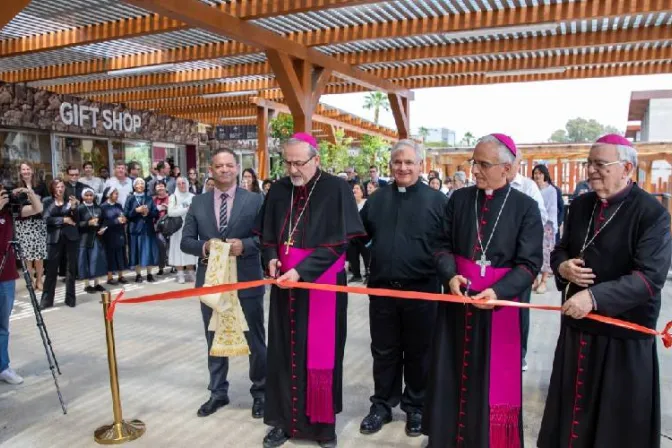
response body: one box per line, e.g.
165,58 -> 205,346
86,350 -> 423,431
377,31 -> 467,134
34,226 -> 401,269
1,273 -> 671,448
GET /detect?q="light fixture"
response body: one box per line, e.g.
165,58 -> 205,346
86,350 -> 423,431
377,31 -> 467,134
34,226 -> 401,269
106,63 -> 176,76
484,67 -> 567,78
202,90 -> 259,99
443,22 -> 559,40
220,116 -> 256,121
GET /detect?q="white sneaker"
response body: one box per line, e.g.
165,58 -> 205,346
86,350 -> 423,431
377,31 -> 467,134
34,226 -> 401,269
0,368 -> 24,385
176,272 -> 185,284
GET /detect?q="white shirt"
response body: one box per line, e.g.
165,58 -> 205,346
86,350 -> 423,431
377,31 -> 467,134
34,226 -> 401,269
510,173 -> 548,224
80,175 -> 104,203
104,176 -> 134,207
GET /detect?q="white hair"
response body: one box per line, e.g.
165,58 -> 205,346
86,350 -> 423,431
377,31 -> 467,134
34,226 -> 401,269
453,171 -> 467,183
284,138 -> 318,157
391,139 -> 424,162
616,144 -> 638,167
477,134 -> 515,164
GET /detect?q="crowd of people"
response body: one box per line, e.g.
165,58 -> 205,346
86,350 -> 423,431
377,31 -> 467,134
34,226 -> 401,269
0,131 -> 669,448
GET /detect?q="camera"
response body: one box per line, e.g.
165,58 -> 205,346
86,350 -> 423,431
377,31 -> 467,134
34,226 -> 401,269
0,184 -> 23,216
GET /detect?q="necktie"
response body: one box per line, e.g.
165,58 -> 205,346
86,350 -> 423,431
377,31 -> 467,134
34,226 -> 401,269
219,192 -> 228,235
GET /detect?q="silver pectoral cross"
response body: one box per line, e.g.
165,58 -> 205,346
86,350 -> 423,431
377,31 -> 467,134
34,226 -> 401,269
476,254 -> 491,277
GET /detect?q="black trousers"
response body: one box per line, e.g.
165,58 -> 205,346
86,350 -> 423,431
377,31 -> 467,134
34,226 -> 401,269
200,294 -> 267,400
368,281 -> 438,416
347,240 -> 370,278
156,234 -> 168,270
520,286 -> 532,360
42,238 -> 78,307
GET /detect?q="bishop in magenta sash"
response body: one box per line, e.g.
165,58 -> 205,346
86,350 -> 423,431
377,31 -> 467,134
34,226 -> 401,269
425,134 -> 543,447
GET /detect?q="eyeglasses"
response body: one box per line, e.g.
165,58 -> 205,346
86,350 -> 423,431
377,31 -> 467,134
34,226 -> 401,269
586,159 -> 624,170
467,159 -> 507,170
282,155 -> 315,168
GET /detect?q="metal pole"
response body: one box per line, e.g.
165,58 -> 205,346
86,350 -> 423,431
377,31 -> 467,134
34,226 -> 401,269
94,292 -> 146,445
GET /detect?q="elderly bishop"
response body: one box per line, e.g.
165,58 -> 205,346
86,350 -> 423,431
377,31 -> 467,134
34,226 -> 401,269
424,134 -> 543,447
259,133 -> 365,448
538,135 -> 671,448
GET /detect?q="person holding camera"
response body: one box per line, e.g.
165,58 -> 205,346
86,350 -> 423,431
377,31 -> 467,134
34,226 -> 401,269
40,179 -> 80,309
1,182 -> 42,384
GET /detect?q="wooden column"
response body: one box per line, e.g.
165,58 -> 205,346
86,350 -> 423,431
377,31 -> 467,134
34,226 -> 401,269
256,106 -> 269,179
266,50 -> 331,135
526,157 -> 534,177
569,161 -> 577,194
388,93 -> 410,140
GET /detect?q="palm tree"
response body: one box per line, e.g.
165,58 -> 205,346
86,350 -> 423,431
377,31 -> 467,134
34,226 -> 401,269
461,131 -> 476,146
363,92 -> 390,125
418,127 -> 431,142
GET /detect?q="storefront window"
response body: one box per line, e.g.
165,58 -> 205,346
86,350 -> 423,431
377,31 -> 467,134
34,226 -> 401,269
0,130 -> 52,186
113,141 -> 151,179
55,136 -> 109,176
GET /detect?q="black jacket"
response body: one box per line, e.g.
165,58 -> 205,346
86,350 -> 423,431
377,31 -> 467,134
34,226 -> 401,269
43,197 -> 80,244
78,203 -> 102,249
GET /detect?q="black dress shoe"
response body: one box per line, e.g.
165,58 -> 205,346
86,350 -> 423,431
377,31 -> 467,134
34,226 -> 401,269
196,396 -> 229,417
405,412 -> 423,437
147,274 -> 155,282
360,410 -> 392,435
263,427 -> 289,448
252,397 -> 264,419
106,279 -> 118,285
118,277 -> 128,284
85,285 -> 97,294
318,436 -> 337,448
157,269 -> 164,276
135,274 -> 143,283
94,284 -> 106,292
39,300 -> 53,310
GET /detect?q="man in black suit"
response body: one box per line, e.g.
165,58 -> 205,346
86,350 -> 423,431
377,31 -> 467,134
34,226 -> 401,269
181,148 -> 267,420
364,165 -> 388,197
64,166 -> 87,202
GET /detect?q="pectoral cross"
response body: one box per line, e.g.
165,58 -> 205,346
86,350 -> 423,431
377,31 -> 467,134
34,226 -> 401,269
476,254 -> 491,277
284,237 -> 294,255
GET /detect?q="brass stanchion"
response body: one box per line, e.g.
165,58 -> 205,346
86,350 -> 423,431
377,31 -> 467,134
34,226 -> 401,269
94,292 -> 146,445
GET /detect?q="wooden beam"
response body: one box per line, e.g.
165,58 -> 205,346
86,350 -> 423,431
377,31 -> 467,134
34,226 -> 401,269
256,106 -> 269,179
0,0 -> 30,31
389,94 -> 410,140
122,0 -> 413,99
252,97 -> 397,141
266,50 -> 312,132
7,2 -> 669,84
0,0 -> 374,57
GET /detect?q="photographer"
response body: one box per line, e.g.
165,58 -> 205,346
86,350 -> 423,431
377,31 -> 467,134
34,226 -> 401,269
40,179 -> 80,309
0,182 -> 41,385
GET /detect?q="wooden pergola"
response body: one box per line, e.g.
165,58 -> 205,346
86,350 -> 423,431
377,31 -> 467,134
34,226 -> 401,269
1,0 -> 671,178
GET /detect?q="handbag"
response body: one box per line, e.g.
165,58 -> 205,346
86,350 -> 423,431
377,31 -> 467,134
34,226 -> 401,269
156,196 -> 183,237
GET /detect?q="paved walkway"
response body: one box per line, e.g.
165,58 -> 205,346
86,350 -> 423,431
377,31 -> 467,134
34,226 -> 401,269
1,275 -> 671,447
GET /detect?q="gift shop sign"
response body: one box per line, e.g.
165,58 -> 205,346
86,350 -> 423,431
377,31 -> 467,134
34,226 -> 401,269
59,102 -> 142,132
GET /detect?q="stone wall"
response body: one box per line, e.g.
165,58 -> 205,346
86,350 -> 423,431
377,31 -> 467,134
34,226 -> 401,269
0,82 -> 200,144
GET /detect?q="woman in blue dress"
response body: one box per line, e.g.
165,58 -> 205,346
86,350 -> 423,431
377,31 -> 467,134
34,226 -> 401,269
101,186 -> 128,285
124,178 -> 158,283
77,188 -> 108,293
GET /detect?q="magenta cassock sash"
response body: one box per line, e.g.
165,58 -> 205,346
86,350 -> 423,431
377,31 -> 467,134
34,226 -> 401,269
455,255 -> 522,448
279,244 -> 344,424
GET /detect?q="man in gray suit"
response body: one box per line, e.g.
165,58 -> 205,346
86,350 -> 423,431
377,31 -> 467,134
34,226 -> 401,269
181,148 -> 267,419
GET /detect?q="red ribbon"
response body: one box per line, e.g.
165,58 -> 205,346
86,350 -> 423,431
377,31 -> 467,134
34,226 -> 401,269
106,279 -> 672,348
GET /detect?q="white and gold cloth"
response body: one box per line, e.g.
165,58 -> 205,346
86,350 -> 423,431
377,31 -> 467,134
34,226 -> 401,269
199,240 -> 250,357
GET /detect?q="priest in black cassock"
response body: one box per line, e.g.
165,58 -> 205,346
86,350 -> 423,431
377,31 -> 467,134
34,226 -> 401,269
259,132 -> 365,448
424,133 -> 543,448
538,134 -> 671,448
359,139 -> 447,438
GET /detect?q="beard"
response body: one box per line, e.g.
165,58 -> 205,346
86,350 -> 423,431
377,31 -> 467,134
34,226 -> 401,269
290,175 -> 305,186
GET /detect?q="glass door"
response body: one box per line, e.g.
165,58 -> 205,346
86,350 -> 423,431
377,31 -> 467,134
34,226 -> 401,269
55,136 -> 109,177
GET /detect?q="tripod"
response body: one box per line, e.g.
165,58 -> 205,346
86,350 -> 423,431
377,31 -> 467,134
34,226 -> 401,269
0,209 -> 67,414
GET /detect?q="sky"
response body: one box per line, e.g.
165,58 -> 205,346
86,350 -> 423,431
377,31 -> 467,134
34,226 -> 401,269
321,74 -> 672,145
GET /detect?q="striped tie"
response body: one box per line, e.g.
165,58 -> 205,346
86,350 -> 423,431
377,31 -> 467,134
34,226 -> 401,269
219,192 -> 228,235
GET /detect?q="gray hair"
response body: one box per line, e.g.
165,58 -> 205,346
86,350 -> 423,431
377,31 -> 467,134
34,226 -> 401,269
477,134 -> 515,164
284,138 -> 318,157
453,171 -> 467,183
616,144 -> 638,167
391,139 -> 425,162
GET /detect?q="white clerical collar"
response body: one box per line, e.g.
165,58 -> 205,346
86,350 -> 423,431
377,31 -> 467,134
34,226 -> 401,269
485,189 -> 494,195
398,187 -> 406,193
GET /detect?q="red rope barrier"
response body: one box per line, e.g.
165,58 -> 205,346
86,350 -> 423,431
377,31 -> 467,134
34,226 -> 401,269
107,279 -> 672,348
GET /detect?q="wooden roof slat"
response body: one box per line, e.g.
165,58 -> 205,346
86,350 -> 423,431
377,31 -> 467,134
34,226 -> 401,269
45,26 -> 672,96
2,0 -> 668,83
0,0 -> 376,57
0,0 -> 31,31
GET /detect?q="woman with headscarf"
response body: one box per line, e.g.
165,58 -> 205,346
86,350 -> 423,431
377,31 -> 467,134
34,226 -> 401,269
77,188 -> 108,293
168,177 -> 198,283
101,187 -> 128,285
124,177 -> 159,283
531,164 -> 558,294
